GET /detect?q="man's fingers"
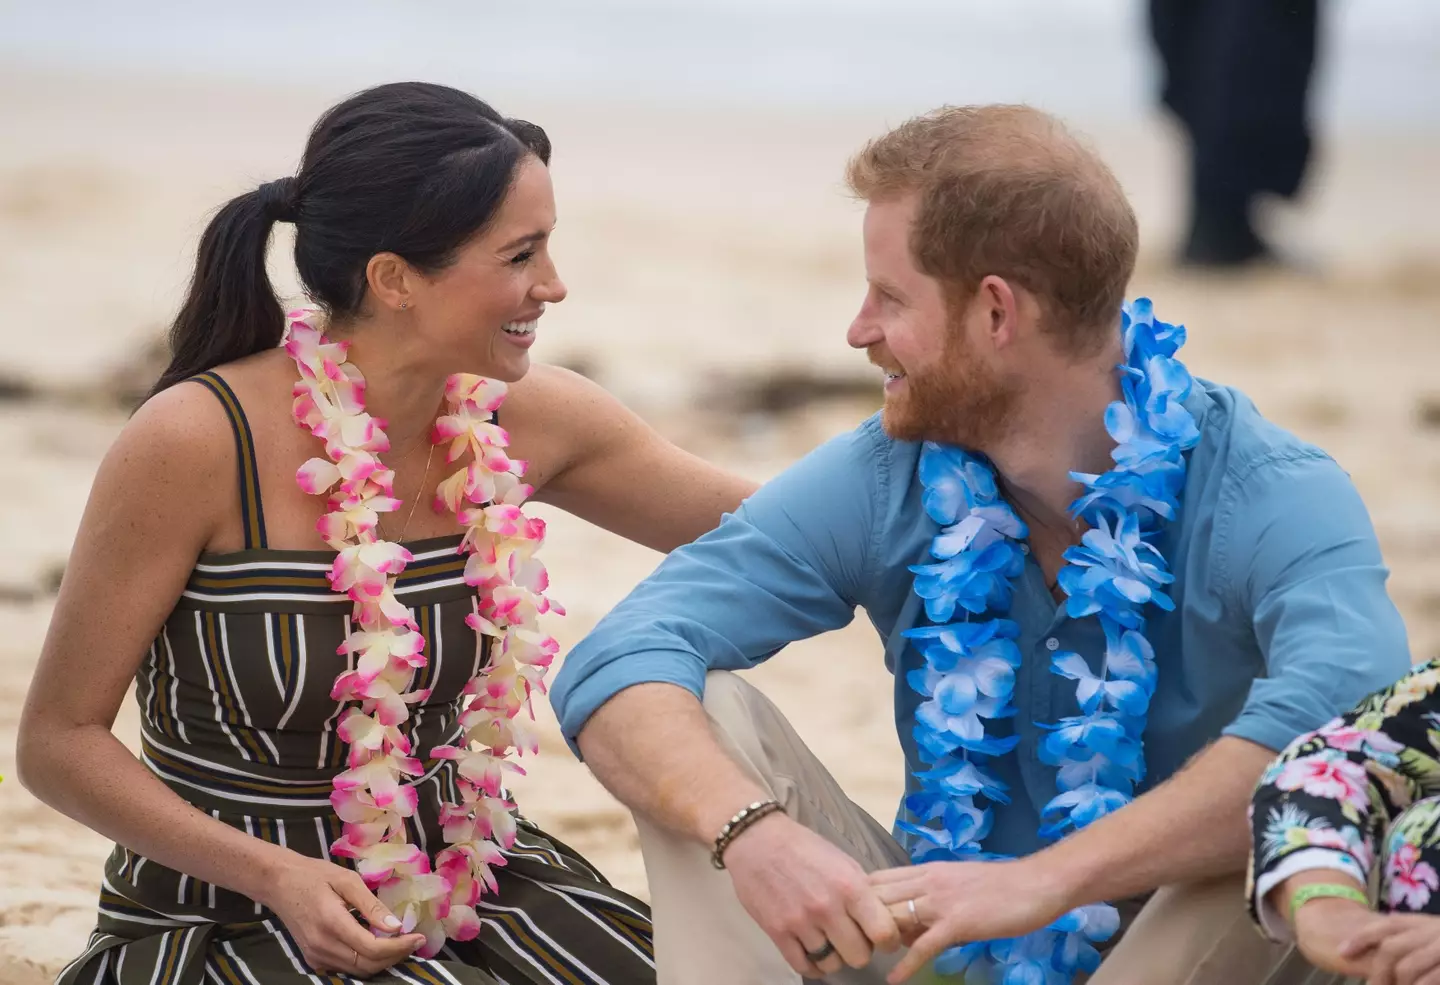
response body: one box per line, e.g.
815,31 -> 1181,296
797,928 -> 845,976
887,924 -> 950,985
852,890 -> 904,954
779,940 -> 824,979
821,913 -> 875,969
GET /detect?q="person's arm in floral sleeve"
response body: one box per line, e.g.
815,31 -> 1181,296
1248,659 -> 1440,976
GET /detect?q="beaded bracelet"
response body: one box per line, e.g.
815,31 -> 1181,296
1290,882 -> 1369,917
711,800 -> 785,870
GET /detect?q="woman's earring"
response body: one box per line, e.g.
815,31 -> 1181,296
399,301 -> 409,310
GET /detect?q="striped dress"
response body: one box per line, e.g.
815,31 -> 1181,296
58,373 -> 655,985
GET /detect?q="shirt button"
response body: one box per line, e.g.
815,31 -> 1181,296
1020,544 -> 1031,554
1045,637 -> 1060,651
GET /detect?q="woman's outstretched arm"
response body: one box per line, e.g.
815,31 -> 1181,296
508,364 -> 759,553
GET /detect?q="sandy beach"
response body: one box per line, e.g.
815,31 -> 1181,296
1,64 -> 1438,983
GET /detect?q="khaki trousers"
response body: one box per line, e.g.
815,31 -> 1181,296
636,672 -> 1347,985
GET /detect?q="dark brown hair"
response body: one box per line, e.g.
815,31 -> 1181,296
152,82 -> 551,396
846,104 -> 1138,355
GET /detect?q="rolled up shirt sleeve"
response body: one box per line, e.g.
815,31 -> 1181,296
1220,449 -> 1412,752
550,417 -> 890,753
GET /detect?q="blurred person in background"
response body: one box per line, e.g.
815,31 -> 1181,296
1149,0 -> 1321,268
551,103 -> 1409,985
1250,657 -> 1440,983
17,81 -> 756,985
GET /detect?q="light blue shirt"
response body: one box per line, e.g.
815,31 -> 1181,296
551,381 -> 1412,858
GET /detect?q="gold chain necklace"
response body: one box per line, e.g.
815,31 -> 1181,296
382,439 -> 436,542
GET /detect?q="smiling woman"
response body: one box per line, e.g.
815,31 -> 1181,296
149,83 -> 560,396
16,81 -> 756,985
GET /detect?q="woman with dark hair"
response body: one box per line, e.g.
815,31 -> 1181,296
18,82 -> 753,985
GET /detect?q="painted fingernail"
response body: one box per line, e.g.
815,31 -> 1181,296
383,915 -> 402,930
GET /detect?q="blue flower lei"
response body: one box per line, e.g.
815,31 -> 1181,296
902,299 -> 1200,983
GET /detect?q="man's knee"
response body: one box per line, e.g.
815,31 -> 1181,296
1091,876 -> 1312,985
701,669 -> 755,717
702,670 -> 787,747
700,671 -> 776,780
700,670 -> 829,813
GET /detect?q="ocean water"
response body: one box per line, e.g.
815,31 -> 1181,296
1,0 -> 1437,128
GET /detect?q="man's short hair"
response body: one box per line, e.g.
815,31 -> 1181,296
846,104 -> 1139,354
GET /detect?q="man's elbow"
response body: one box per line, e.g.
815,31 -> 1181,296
1213,734 -> 1283,771
575,682 -> 703,760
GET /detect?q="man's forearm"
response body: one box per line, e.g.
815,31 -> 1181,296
576,681 -> 769,845
1037,736 -> 1276,906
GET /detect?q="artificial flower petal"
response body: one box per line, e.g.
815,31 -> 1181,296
902,298 -> 1190,983
287,309 -> 557,952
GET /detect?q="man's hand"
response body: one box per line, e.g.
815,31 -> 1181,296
723,812 -> 902,977
868,858 -> 1070,983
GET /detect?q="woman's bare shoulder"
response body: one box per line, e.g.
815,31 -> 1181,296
108,379 -> 236,492
502,362 -> 636,432
498,364 -> 641,490
504,361 -> 599,404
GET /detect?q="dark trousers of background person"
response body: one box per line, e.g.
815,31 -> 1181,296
1149,0 -> 1320,266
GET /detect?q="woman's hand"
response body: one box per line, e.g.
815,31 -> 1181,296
255,853 -> 427,976
1339,912 -> 1440,985
869,859 -> 1070,983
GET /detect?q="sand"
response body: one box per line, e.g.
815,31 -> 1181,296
1,67 -> 1438,984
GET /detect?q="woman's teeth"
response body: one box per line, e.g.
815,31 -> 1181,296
501,320 -> 536,337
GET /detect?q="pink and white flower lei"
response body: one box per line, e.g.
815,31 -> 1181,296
285,309 -> 561,956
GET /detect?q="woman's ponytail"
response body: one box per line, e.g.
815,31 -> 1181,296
148,176 -> 297,396
149,82 -> 549,398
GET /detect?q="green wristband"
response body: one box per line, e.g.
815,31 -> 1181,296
1290,882 -> 1369,916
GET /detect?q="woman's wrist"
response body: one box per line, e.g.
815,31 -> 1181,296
229,837 -> 298,907
1292,897 -> 1377,977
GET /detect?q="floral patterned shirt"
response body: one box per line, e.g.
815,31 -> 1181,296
1249,658 -> 1440,940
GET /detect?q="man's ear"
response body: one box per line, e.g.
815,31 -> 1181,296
977,274 -> 1021,351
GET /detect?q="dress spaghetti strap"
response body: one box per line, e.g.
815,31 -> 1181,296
187,372 -> 268,550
